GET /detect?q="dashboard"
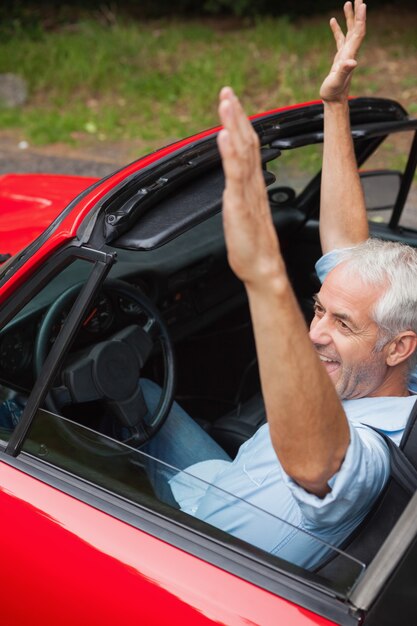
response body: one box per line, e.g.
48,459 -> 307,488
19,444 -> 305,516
0,258 -> 244,393
0,285 -> 147,390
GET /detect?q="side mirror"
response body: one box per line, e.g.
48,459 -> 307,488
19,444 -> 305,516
360,169 -> 402,211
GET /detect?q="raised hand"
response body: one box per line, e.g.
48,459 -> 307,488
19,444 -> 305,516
217,87 -> 283,288
216,88 -> 349,497
320,0 -> 367,103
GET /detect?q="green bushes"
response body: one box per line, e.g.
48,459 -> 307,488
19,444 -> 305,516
0,2 -> 415,148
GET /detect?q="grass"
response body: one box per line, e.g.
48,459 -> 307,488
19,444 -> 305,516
0,9 -> 416,151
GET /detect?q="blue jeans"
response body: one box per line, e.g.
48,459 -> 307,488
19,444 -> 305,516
0,381 -> 230,507
140,379 -> 231,506
0,399 -> 24,432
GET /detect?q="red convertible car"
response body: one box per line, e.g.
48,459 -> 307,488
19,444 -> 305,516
1,97 -> 417,625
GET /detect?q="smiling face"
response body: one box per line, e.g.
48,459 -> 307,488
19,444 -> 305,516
309,262 -> 390,400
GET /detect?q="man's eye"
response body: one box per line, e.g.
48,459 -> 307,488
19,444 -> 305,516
313,303 -> 324,316
337,319 -> 350,331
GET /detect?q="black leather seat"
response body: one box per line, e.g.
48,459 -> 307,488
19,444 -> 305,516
208,392 -> 266,458
315,398 -> 417,576
208,389 -> 417,578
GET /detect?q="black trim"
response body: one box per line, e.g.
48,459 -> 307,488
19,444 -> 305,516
0,98 -> 407,269
0,449 -> 362,626
271,119 -> 417,150
112,167 -> 275,252
87,145 -> 277,250
3,247 -> 115,456
81,97 -> 411,252
0,246 -> 107,329
390,131 -> 417,229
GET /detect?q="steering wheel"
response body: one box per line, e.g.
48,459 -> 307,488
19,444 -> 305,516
34,279 -> 176,446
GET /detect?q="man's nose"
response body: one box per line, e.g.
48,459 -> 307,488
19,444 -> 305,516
309,315 -> 332,345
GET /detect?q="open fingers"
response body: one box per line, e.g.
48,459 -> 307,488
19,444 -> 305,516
354,0 -> 366,20
330,17 -> 345,51
335,0 -> 366,61
348,1 -> 367,58
346,0 -> 366,34
349,0 -> 366,40
344,1 -> 354,32
354,1 -> 367,38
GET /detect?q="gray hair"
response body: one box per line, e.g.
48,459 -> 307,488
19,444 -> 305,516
335,239 -> 417,367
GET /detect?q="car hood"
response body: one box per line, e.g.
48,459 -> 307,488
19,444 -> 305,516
0,173 -> 99,257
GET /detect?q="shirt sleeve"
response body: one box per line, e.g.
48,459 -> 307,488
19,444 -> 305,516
281,421 -> 391,531
315,248 -> 348,283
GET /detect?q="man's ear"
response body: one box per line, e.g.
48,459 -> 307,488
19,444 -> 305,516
386,332 -> 417,367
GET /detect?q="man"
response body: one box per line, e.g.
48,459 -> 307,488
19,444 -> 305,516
0,0 -> 411,569
141,0 -> 417,568
0,2 -> 414,569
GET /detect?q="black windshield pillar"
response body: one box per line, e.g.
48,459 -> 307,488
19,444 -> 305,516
5,250 -> 115,457
389,131 -> 417,229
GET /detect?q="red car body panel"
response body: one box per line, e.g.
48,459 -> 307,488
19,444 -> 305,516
0,463 -> 335,626
0,173 -> 98,256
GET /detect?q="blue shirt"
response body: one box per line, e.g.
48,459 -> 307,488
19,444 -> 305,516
170,250 -> 417,568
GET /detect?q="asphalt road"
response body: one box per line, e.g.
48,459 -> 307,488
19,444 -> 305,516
0,135 -> 122,178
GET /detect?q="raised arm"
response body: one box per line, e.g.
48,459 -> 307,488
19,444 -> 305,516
217,88 -> 349,497
319,0 -> 369,254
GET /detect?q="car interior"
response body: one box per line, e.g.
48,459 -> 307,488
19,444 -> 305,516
1,98 -> 417,615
